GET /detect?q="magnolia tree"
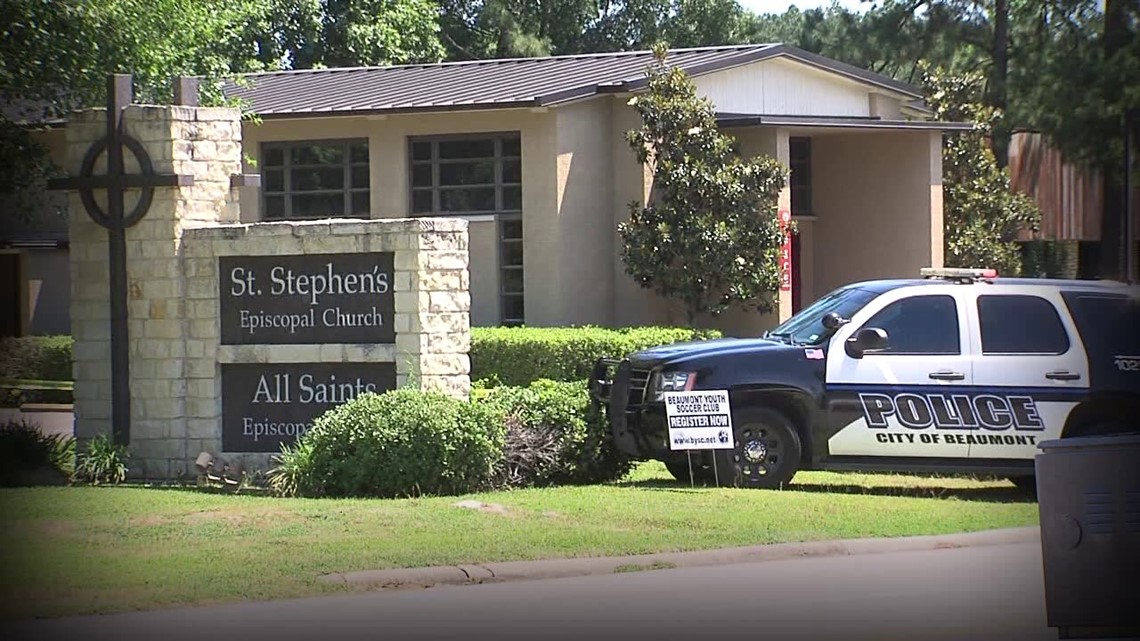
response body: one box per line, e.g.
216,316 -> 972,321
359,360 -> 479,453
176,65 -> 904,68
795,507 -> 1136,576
620,45 -> 788,323
920,62 -> 1041,275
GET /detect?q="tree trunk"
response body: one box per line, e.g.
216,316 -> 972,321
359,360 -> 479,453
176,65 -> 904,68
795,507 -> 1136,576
989,0 -> 1010,168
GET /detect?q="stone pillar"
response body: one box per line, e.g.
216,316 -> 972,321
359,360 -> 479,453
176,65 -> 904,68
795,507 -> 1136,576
67,104 -> 242,479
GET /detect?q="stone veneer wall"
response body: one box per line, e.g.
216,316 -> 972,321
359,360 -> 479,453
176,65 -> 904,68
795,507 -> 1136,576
65,103 -> 471,479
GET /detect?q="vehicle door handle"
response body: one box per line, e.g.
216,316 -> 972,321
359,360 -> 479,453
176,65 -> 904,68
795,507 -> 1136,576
1045,370 -> 1081,381
928,371 -> 965,381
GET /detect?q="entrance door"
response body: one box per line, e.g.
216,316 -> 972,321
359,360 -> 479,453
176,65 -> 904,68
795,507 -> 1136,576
791,233 -> 802,314
823,288 -> 974,459
0,254 -> 20,336
965,290 -> 1089,460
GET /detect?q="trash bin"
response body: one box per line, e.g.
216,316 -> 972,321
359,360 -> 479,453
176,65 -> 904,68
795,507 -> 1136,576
1036,434 -> 1140,639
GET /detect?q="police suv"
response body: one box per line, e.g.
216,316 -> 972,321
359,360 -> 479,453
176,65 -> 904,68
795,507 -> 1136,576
590,268 -> 1140,489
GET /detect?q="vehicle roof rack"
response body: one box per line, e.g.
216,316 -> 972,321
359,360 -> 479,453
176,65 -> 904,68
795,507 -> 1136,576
919,267 -> 998,283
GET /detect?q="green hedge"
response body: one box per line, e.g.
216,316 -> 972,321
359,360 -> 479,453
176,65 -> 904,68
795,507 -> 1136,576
269,389 -> 505,498
481,379 -> 632,487
471,326 -> 722,387
0,336 -> 74,381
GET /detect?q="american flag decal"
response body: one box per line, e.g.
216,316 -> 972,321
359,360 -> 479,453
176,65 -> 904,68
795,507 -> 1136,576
804,348 -> 824,360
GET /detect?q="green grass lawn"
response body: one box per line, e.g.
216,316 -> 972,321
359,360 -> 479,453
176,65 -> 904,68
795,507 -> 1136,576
0,462 -> 1039,620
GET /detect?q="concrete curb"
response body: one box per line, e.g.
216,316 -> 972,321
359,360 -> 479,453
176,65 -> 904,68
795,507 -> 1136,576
319,526 -> 1040,589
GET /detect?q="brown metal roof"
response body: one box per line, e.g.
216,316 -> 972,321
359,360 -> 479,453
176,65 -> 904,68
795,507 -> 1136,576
223,44 -> 924,118
717,113 -> 973,131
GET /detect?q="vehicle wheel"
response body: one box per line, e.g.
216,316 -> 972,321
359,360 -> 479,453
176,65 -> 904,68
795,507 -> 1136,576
665,459 -> 715,484
716,407 -> 802,489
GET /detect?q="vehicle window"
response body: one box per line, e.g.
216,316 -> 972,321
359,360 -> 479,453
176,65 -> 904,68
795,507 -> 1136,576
1064,293 -> 1140,357
978,295 -> 1069,354
862,295 -> 960,355
766,286 -> 879,345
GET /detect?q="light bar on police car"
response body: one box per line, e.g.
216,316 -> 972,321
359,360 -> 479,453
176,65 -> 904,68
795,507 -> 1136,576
920,267 -> 998,279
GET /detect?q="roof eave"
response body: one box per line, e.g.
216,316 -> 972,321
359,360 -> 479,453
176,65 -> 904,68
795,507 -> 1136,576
247,99 -> 546,120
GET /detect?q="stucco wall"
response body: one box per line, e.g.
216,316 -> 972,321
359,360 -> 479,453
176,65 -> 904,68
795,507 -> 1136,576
240,110 -> 555,327
811,131 -> 943,297
546,98 -> 616,326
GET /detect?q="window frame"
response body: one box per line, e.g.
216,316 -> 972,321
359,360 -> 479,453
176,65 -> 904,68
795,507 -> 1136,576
860,293 -> 963,356
260,138 -> 370,221
407,132 -> 525,327
976,294 -> 1072,356
407,132 -> 522,217
789,136 -> 812,217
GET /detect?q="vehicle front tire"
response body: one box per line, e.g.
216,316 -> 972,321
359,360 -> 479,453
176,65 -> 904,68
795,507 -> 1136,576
664,459 -> 715,484
716,406 -> 802,489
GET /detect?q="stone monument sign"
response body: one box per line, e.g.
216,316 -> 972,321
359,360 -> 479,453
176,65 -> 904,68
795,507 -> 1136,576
53,76 -> 472,478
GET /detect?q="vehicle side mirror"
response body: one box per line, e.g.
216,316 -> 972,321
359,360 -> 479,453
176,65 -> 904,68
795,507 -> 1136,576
845,327 -> 889,359
822,312 -> 850,331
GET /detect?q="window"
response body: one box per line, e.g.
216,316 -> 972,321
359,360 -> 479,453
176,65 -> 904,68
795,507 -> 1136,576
499,217 -> 524,326
409,133 -> 524,325
978,295 -> 1070,354
409,134 -> 521,215
789,137 -> 812,216
863,295 -> 960,355
261,140 -> 369,220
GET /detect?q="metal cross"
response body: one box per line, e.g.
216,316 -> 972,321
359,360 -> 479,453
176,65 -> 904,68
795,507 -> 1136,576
49,74 -> 195,446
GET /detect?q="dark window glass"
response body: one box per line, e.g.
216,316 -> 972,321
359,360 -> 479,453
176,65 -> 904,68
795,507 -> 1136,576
264,195 -> 285,219
351,166 -> 370,189
292,193 -> 345,218
502,295 -> 525,325
440,187 -> 496,212
502,186 -> 522,211
409,134 -> 523,326
1066,294 -> 1140,357
439,160 -> 495,186
501,268 -> 524,294
978,295 -> 1070,354
501,240 -> 523,267
351,192 -> 370,216
502,218 -> 522,239
291,167 -> 343,192
503,159 -> 522,184
261,140 -> 367,220
411,164 -> 433,188
264,147 -> 285,167
790,137 -> 812,216
264,169 -> 284,192
864,295 -> 960,354
411,142 -> 432,161
350,142 -> 369,163
439,139 -> 495,159
291,144 -> 344,166
411,189 -> 433,213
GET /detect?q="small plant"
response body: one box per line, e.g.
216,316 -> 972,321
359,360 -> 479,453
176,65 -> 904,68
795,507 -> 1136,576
267,440 -> 317,498
0,419 -> 75,486
73,434 -> 130,485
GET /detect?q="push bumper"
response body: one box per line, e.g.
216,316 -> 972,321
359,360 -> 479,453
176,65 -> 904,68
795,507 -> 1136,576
589,358 -> 670,458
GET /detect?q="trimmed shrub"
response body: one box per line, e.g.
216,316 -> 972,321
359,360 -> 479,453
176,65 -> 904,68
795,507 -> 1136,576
0,336 -> 74,381
471,326 -> 722,387
0,420 -> 75,487
270,389 -> 506,498
481,379 -> 632,487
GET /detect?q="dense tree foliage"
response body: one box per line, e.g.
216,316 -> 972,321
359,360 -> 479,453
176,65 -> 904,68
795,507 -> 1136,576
921,63 -> 1040,274
619,46 -> 787,321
